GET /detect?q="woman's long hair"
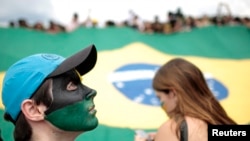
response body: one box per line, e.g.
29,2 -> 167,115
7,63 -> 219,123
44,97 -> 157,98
153,58 -> 236,138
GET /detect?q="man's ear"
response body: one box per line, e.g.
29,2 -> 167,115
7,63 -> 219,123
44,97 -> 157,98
21,99 -> 47,121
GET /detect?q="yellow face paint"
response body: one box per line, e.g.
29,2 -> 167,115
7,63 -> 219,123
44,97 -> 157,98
161,101 -> 167,112
75,69 -> 83,81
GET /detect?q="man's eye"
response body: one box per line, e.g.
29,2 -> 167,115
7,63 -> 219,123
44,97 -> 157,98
66,81 -> 78,91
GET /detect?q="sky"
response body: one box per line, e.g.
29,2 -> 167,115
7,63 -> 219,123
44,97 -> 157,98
0,0 -> 250,27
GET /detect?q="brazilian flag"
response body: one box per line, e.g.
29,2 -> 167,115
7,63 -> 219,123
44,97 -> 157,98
0,25 -> 250,141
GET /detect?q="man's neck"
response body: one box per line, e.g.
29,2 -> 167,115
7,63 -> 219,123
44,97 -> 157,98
30,120 -> 82,141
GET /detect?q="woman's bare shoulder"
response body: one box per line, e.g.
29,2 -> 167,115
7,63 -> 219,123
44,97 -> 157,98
185,116 -> 207,130
154,117 -> 208,141
185,116 -> 208,141
154,119 -> 179,141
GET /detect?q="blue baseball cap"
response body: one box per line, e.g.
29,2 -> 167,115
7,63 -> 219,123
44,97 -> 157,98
2,44 -> 97,121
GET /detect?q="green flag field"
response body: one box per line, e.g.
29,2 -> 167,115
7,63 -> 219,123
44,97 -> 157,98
0,25 -> 250,141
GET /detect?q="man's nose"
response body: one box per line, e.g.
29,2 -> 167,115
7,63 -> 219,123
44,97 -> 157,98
85,89 -> 97,100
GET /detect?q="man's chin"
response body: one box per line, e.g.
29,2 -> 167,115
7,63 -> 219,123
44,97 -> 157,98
83,119 -> 99,131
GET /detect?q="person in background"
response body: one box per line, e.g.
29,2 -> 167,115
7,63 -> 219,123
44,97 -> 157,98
33,22 -> 45,31
135,58 -> 236,141
151,15 -> 163,33
66,12 -> 80,32
1,44 -> 98,141
18,18 -> 30,29
47,20 -> 64,34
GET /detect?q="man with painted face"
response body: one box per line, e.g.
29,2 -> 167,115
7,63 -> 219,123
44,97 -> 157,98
1,44 -> 98,141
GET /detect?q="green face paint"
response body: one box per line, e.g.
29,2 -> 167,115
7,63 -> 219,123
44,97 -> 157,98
45,70 -> 98,131
45,96 -> 98,131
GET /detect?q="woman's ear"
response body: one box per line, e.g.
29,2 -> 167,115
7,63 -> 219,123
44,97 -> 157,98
170,89 -> 178,103
169,89 -> 176,98
21,99 -> 47,121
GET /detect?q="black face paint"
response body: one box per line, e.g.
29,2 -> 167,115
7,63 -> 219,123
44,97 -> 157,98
45,70 -> 92,115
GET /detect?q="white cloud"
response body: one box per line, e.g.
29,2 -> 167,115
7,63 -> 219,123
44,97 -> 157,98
0,0 -> 54,26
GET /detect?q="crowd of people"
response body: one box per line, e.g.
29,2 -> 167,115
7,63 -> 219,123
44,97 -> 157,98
6,6 -> 250,34
123,8 -> 250,34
